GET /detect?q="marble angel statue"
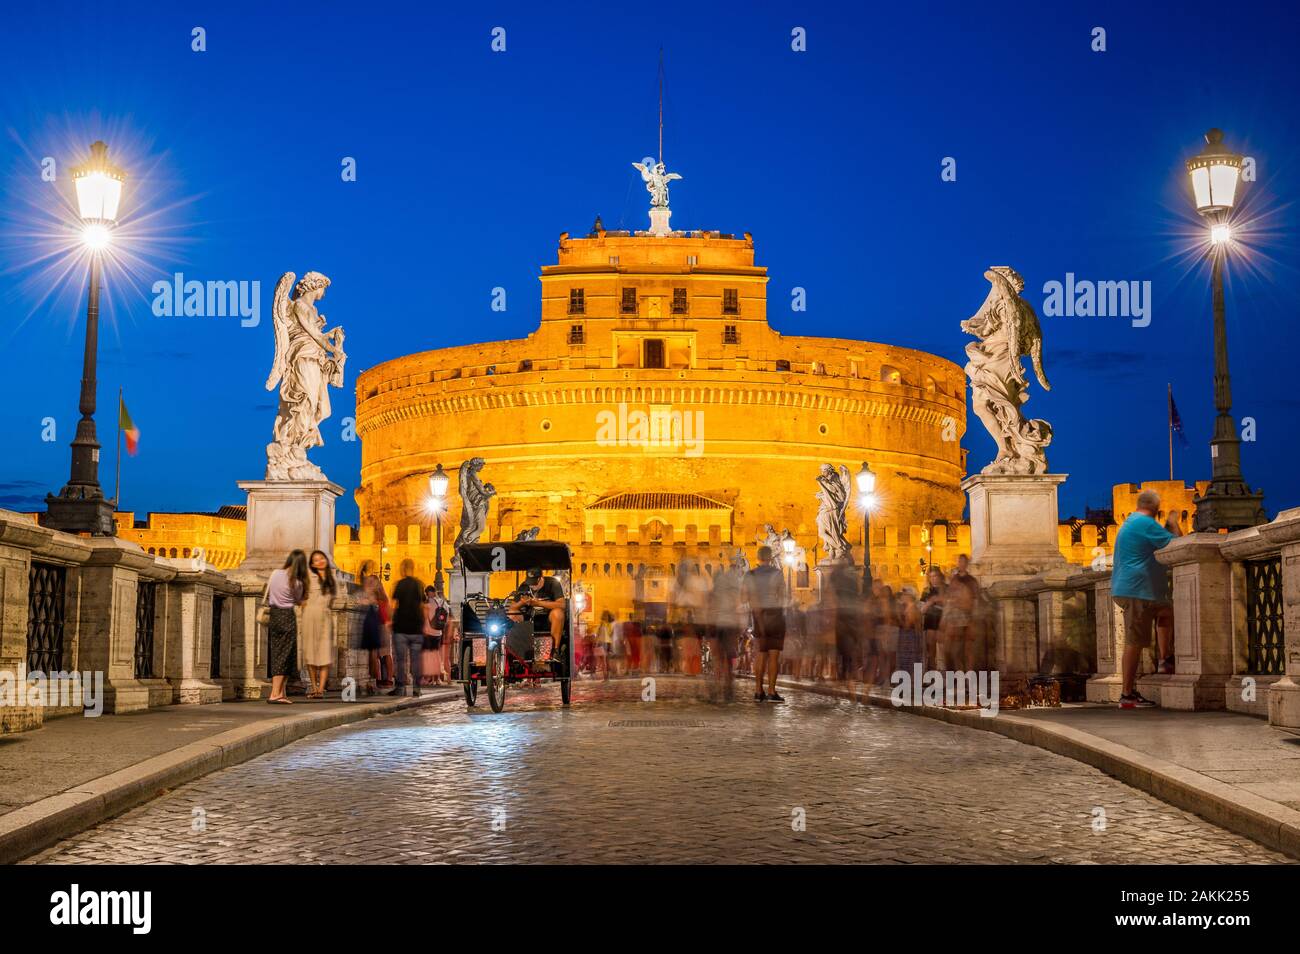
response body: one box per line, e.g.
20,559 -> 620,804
264,271 -> 346,481
815,464 -> 852,560
961,266 -> 1053,475
453,457 -> 496,559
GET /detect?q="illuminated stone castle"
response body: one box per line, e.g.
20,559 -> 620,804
347,220 -> 968,615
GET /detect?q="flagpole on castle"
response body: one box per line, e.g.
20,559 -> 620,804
113,386 -> 123,510
1167,383 -> 1173,481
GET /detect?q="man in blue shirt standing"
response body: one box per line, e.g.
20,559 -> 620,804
1111,489 -> 1175,709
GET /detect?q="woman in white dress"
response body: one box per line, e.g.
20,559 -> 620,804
300,550 -> 337,698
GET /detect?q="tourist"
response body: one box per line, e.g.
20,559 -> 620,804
388,559 -> 426,697
828,558 -> 861,682
264,550 -> 308,704
707,553 -> 746,700
1156,512 -> 1184,674
743,545 -> 787,702
877,584 -> 900,683
896,589 -> 923,677
300,550 -> 337,699
422,584 -> 450,686
1113,489 -> 1176,708
594,610 -> 614,680
919,567 -> 947,670
358,560 -> 394,690
946,554 -> 981,672
624,613 -> 643,674
862,579 -> 885,686
675,559 -> 709,675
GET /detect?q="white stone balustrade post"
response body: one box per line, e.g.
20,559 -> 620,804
1155,533 -> 1233,711
1259,508 -> 1300,729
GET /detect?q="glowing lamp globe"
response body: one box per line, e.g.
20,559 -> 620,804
71,141 -> 126,226
428,463 -> 449,500
855,461 -> 876,495
1186,128 -> 1242,220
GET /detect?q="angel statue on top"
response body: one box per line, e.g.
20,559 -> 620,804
264,271 -> 347,481
632,158 -> 682,208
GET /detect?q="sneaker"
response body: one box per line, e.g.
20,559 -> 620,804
754,691 -> 767,702
767,692 -> 785,703
1118,692 -> 1157,709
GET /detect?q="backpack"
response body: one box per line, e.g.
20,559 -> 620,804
432,601 -> 449,632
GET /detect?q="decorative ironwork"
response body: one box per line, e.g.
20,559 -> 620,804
210,595 -> 225,679
134,581 -> 158,679
1245,557 -> 1284,676
26,561 -> 67,673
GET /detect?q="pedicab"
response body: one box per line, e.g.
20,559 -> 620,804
450,540 -> 576,713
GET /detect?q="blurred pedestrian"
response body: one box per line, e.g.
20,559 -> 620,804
707,553 -> 746,700
896,589 -> 923,676
828,558 -> 861,682
945,555 -> 981,672
359,559 -> 394,689
301,550 -> 337,698
743,546 -> 787,702
421,584 -> 449,686
1113,489 -> 1176,708
594,610 -> 614,680
877,584 -> 900,683
264,549 -> 308,704
387,559 -> 426,697
919,567 -> 946,670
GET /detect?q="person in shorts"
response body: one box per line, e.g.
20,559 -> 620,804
1112,489 -> 1175,708
743,546 -> 788,702
945,554 -> 981,671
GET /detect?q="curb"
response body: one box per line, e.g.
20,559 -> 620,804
779,677 -> 1300,861
2,689 -> 458,864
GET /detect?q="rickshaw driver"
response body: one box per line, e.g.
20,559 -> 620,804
506,567 -> 567,664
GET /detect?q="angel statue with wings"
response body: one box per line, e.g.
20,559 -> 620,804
632,159 -> 682,208
815,464 -> 853,560
961,266 -> 1053,475
264,271 -> 347,481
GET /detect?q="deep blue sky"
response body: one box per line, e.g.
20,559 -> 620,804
3,0 -> 1298,525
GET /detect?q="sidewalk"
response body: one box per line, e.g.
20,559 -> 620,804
780,676 -> 1300,859
0,688 -> 458,863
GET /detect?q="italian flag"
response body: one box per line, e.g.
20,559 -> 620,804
119,396 -> 140,456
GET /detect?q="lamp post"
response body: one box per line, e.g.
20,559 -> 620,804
1184,129 -> 1265,531
45,142 -> 126,536
856,461 -> 876,589
781,535 -> 797,598
427,463 -> 450,592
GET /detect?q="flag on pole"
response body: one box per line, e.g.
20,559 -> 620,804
119,396 -> 140,456
1168,387 -> 1189,447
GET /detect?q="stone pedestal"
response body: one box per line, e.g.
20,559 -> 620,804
1154,534 -> 1233,710
648,207 -> 672,237
235,479 -> 343,575
1259,508 -> 1300,729
963,473 -> 1068,584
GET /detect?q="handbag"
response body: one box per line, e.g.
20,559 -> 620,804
256,581 -> 272,627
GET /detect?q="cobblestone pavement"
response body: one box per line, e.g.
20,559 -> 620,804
27,679 -> 1290,864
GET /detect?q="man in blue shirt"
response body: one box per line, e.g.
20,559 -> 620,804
1111,489 -> 1175,709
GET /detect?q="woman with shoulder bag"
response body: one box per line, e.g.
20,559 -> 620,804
421,584 -> 449,686
265,550 -> 308,704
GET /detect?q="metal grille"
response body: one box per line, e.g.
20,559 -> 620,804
1245,557 -> 1285,675
134,581 -> 158,679
608,720 -> 711,728
26,561 -> 67,673
210,595 -> 225,679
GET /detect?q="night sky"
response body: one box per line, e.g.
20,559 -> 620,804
3,0 -> 1298,526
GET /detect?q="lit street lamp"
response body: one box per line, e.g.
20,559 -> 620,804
427,463 -> 450,592
44,141 -> 126,535
781,534 -> 797,597
856,461 -> 877,589
1184,129 -> 1265,531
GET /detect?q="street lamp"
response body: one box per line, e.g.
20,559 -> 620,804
427,463 -> 450,592
856,461 -> 876,588
1184,129 -> 1265,531
781,535 -> 797,596
44,141 -> 127,536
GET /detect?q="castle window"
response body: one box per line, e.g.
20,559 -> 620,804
519,359 -> 533,372
775,359 -> 791,372
880,364 -> 902,384
485,365 -> 496,376
723,324 -> 739,344
568,288 -> 585,315
687,254 -> 698,266
722,288 -> 739,315
643,338 -> 665,369
567,324 -> 585,345
672,288 -> 688,314
621,288 -> 637,315
609,255 -> 619,265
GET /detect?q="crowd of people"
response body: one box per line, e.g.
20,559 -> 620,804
571,548 -> 996,703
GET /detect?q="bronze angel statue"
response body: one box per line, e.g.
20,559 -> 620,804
264,271 -> 347,481
632,159 -> 682,208
961,266 -> 1052,475
815,464 -> 852,560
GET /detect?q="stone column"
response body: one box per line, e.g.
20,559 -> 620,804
986,580 -> 1036,675
223,577 -> 269,700
1086,575 -> 1124,703
1154,533 -> 1233,711
161,567 -> 226,704
1260,508 -> 1300,728
963,473 -> 1068,585
235,479 -> 344,575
